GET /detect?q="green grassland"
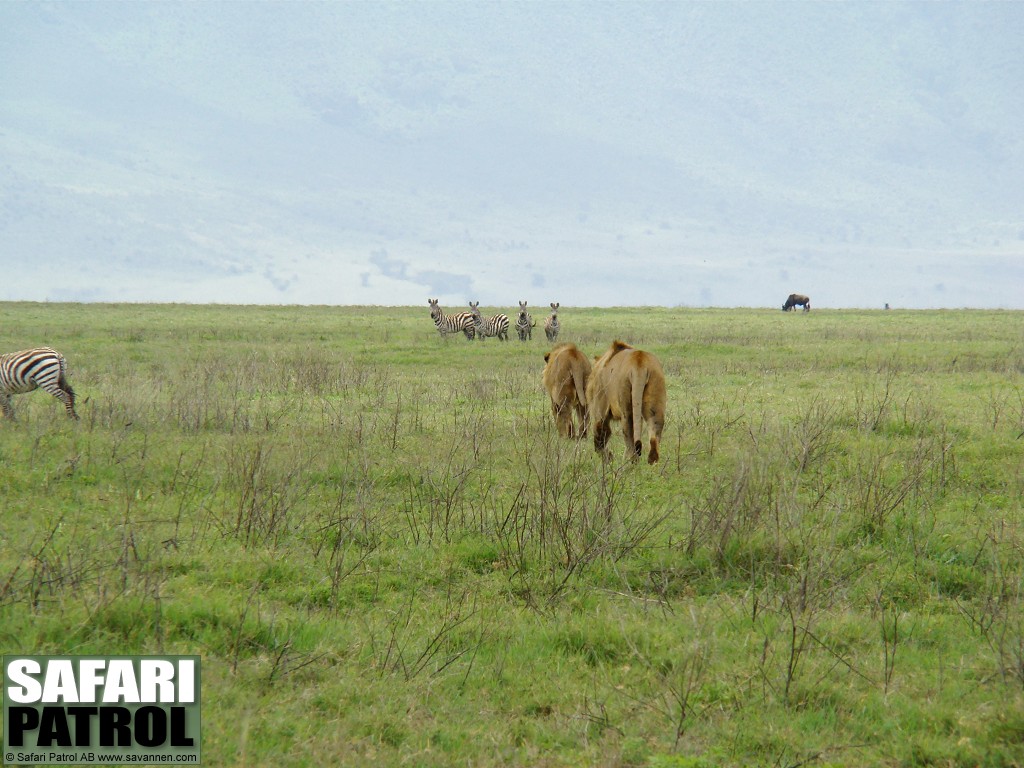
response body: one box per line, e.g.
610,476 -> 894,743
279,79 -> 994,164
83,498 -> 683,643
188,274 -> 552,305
1,303 -> 1023,767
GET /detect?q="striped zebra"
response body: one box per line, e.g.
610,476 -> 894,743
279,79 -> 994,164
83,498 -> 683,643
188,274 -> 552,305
468,302 -> 510,341
544,302 -> 561,342
515,301 -> 536,341
0,347 -> 79,420
429,299 -> 476,340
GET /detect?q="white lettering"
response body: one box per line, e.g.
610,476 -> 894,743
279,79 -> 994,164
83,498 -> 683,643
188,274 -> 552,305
177,659 -> 195,703
41,659 -> 78,703
140,659 -> 175,703
5,659 -> 42,703
77,659 -> 106,703
6,656 -> 197,705
102,660 -> 140,703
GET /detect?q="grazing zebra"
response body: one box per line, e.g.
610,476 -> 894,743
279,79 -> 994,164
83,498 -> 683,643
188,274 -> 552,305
468,302 -> 510,341
515,301 -> 536,341
544,302 -> 560,342
0,347 -> 79,420
428,298 -> 476,340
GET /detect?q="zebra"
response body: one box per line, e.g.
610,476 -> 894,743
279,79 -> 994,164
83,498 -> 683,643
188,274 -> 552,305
0,347 -> 79,420
429,299 -> 476,340
515,301 -> 536,341
544,302 -> 561,342
468,302 -> 510,341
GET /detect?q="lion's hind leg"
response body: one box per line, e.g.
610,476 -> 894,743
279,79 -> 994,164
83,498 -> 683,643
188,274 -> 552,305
645,406 -> 664,465
552,399 -> 573,438
621,416 -> 642,461
593,415 -> 613,458
573,401 -> 588,438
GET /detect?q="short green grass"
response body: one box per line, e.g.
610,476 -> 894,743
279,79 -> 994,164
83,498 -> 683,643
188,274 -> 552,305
2,302 -> 1024,767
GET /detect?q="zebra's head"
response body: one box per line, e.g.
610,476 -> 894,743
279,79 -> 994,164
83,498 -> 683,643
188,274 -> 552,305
429,298 -> 441,320
468,301 -> 482,319
549,302 -> 559,317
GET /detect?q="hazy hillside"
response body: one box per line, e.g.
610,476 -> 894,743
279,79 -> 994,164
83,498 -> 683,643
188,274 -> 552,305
2,2 -> 1022,307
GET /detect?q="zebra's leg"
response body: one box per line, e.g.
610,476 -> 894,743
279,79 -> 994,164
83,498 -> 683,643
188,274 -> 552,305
40,383 -> 77,420
0,393 -> 14,421
57,377 -> 79,420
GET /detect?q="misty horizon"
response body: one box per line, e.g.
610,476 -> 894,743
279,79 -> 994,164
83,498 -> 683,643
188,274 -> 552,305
2,2 -> 1022,309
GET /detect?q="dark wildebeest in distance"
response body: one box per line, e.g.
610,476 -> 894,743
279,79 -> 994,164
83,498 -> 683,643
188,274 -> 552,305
782,293 -> 811,312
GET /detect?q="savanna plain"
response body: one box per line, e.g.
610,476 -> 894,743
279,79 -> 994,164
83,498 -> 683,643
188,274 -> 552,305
1,303 -> 1023,768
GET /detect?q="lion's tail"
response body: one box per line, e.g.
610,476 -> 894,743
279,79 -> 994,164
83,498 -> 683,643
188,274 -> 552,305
571,362 -> 588,415
630,367 -> 648,456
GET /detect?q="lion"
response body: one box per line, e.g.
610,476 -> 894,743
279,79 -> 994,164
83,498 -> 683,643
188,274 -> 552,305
586,340 -> 666,464
542,343 -> 592,438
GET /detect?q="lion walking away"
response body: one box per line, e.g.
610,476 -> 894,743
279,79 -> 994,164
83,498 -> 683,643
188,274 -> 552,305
586,340 -> 666,464
542,343 -> 591,438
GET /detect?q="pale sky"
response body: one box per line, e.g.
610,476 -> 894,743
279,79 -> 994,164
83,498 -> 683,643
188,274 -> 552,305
2,2 -> 1022,308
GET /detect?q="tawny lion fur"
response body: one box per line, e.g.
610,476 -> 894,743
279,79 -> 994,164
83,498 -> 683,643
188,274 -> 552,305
542,343 -> 592,438
586,340 -> 666,464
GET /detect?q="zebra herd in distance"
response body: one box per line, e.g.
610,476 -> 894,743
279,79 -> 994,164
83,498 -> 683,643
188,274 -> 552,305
0,302 -> 553,421
429,299 -> 561,343
5,298 -> 807,423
